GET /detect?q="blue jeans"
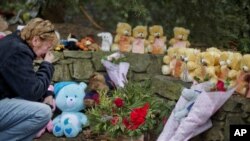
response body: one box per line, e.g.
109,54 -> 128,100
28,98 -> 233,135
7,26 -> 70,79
0,98 -> 52,141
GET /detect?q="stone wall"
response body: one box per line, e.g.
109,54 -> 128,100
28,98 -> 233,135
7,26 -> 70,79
35,51 -> 250,141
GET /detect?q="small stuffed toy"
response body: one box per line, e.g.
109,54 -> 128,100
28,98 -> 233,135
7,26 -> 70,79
111,22 -> 133,52
84,72 -> 114,107
218,51 -> 242,88
148,25 -> 167,54
60,34 -> 79,50
169,27 -> 191,48
35,85 -> 56,138
76,36 -> 100,51
243,73 -> 250,98
180,48 -> 201,82
199,48 -> 221,83
226,52 -> 242,82
236,54 -> 250,97
97,32 -> 113,52
162,47 -> 180,75
52,82 -> 88,138
174,88 -> 202,121
219,51 -> 230,80
131,25 -> 149,54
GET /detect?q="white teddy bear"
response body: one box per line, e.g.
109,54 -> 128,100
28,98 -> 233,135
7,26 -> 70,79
97,32 -> 113,52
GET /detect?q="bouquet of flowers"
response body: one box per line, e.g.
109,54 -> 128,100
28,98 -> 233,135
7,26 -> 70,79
157,80 -> 236,141
87,81 -> 171,139
101,52 -> 130,88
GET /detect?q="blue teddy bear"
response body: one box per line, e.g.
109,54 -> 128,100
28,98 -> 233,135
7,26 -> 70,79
52,81 -> 88,138
174,88 -> 202,121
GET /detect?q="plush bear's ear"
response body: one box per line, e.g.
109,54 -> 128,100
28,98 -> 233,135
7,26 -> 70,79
54,81 -> 77,97
79,82 -> 87,90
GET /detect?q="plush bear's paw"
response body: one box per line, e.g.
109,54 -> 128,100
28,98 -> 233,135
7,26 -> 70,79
174,109 -> 189,121
64,123 -> 79,138
53,123 -> 64,137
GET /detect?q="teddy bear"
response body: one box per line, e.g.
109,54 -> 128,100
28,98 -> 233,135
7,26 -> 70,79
52,81 -> 88,138
243,72 -> 250,98
111,22 -> 133,52
235,54 -> 250,97
35,85 -> 56,138
198,48 -> 221,83
180,48 -> 201,82
162,47 -> 182,76
76,36 -> 100,51
148,25 -> 167,54
199,52 -> 218,83
169,27 -> 191,48
224,52 -> 242,87
174,87 -> 202,121
84,72 -> 116,107
218,51 -> 230,80
131,25 -> 149,54
97,32 -> 113,52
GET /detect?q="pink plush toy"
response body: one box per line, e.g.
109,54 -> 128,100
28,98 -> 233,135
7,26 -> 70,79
35,85 -> 56,138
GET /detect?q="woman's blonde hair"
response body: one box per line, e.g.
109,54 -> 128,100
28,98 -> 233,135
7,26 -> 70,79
20,18 -> 58,48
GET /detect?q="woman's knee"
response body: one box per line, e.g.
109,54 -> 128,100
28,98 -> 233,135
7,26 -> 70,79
35,103 -> 52,123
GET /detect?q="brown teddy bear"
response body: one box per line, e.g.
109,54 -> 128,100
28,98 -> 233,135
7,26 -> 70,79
236,54 -> 250,97
169,27 -> 190,48
111,22 -> 133,52
84,72 -> 115,107
148,25 -> 167,54
243,72 -> 250,98
131,25 -> 149,54
76,36 -> 100,51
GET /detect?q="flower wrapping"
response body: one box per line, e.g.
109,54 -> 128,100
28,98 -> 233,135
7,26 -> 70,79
101,59 -> 130,88
157,82 -> 236,141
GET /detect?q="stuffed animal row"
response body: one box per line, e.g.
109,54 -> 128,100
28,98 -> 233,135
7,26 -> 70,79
52,22 -> 190,55
162,47 -> 250,98
111,23 -> 167,54
111,23 -> 191,55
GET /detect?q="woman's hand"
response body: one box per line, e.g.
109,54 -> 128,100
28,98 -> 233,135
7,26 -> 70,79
44,51 -> 54,63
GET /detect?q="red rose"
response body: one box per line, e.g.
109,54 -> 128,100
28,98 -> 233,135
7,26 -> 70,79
122,103 -> 150,130
113,98 -> 124,107
216,80 -> 226,91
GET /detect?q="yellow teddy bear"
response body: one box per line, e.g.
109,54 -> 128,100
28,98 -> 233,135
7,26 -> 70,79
180,48 -> 201,82
169,27 -> 191,48
131,25 -> 149,54
236,54 -> 250,97
111,22 -> 133,52
199,50 -> 221,83
218,51 -> 242,87
148,25 -> 167,54
219,51 -> 230,80
227,52 -> 242,82
162,47 -> 180,75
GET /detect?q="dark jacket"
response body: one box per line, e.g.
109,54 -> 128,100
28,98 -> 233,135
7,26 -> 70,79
0,31 -> 54,101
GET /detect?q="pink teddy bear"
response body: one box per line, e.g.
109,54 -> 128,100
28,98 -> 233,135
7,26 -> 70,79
35,85 -> 56,138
